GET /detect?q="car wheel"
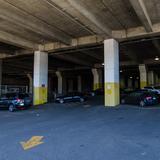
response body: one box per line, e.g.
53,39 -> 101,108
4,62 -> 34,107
9,104 -> 14,112
91,92 -> 95,97
121,99 -> 125,104
140,100 -> 145,107
80,98 -> 84,103
59,99 -> 64,104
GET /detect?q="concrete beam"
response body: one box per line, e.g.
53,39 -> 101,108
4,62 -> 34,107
81,51 -> 103,61
129,0 -> 153,32
52,54 -> 93,67
0,0 -> 71,44
0,30 -> 38,50
113,23 -> 160,40
39,35 -> 104,52
67,0 -> 112,37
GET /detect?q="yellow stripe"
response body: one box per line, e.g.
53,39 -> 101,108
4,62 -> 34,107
93,83 -> 103,91
140,81 -> 147,89
104,82 -> 119,107
34,87 -> 47,105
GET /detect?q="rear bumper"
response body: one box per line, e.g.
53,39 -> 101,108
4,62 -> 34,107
145,100 -> 159,106
15,104 -> 31,109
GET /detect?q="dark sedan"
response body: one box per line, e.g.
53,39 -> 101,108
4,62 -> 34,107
55,92 -> 86,104
0,93 -> 32,112
121,91 -> 159,107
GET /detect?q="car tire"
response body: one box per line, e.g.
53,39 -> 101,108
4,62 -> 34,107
140,100 -> 145,107
91,93 -> 95,97
121,99 -> 125,104
59,99 -> 64,104
9,104 -> 14,112
80,98 -> 84,103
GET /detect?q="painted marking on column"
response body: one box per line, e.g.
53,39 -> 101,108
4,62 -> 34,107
20,136 -> 44,150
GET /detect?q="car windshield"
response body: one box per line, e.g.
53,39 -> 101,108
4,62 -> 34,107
5,93 -> 17,98
154,86 -> 160,89
18,94 -> 29,99
144,87 -> 153,89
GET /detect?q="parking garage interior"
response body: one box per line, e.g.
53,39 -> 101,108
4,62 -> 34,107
1,1 -> 160,159
0,0 -> 159,106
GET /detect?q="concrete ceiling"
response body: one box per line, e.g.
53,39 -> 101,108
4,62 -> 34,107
0,0 -> 159,50
0,0 -> 160,72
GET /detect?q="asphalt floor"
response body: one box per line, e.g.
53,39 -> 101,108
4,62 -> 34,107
0,96 -> 160,160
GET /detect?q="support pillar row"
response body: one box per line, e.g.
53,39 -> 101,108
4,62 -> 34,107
56,71 -> 63,94
33,51 -> 48,105
78,75 -> 82,92
104,39 -> 119,107
92,68 -> 102,90
139,64 -> 147,89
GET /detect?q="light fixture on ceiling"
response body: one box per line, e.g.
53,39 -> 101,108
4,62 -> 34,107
155,56 -> 159,61
130,76 -> 133,79
102,63 -> 104,66
120,70 -> 123,73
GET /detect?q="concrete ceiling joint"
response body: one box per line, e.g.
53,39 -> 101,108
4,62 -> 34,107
129,0 -> 153,32
67,0 -> 112,37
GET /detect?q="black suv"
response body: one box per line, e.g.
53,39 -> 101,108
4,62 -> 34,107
0,93 -> 32,112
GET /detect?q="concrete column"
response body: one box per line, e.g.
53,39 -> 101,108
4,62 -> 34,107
92,68 -> 100,90
98,69 -> 103,88
139,64 -> 147,89
104,39 -> 119,107
33,51 -> 48,105
56,71 -> 63,94
155,74 -> 159,85
120,77 -> 125,89
128,78 -> 133,89
148,71 -> 154,85
78,75 -> 82,92
68,79 -> 73,92
135,79 -> 139,89
27,74 -> 33,94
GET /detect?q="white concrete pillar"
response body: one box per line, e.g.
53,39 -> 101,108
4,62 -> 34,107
139,64 -> 147,89
78,75 -> 82,92
33,51 -> 48,105
27,73 -> 33,94
104,39 -> 119,107
56,71 -> 63,94
148,71 -> 154,85
92,68 -> 100,90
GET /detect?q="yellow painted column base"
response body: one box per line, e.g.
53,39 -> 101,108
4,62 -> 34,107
105,82 -> 120,107
34,87 -> 48,105
140,81 -> 147,89
93,83 -> 103,91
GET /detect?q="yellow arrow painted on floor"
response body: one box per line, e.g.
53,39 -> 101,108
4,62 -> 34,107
20,136 -> 44,150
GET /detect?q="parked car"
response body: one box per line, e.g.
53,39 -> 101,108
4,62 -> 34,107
120,89 -> 136,100
55,92 -> 86,104
121,90 -> 159,107
0,93 -> 32,112
84,88 -> 104,97
144,86 -> 160,94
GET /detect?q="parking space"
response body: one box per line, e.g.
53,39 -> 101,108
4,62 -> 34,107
0,1 -> 160,159
1,102 -> 160,160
